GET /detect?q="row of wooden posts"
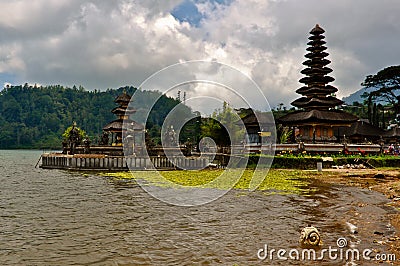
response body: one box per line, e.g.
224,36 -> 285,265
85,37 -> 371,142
40,154 -> 210,170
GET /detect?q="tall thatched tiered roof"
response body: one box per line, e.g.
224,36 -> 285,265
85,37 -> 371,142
279,24 -> 357,126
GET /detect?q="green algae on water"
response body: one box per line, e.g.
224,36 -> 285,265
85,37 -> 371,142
102,169 -> 315,195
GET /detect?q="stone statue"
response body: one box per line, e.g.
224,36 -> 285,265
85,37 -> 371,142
145,131 -> 156,156
69,122 -> 80,155
379,135 -> 385,154
342,134 -> 348,144
99,132 -> 109,146
124,134 -> 134,155
62,139 -> 68,154
184,138 -> 193,156
83,137 -> 91,154
164,125 -> 178,147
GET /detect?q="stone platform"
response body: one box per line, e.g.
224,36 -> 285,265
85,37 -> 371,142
39,153 -> 210,171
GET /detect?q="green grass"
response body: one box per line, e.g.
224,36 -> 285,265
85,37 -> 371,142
101,169 -> 316,195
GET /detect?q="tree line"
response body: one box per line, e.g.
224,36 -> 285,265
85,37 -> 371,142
0,84 -> 193,149
1,65 -> 398,149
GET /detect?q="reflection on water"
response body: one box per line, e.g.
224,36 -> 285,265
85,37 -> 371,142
0,150 -> 396,265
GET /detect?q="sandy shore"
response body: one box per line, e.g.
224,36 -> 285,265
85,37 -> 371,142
315,168 -> 400,262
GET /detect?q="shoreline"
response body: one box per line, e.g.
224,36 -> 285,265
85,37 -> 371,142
310,168 -> 400,261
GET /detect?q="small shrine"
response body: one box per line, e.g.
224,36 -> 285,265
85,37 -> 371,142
278,24 -> 358,143
239,110 -> 275,144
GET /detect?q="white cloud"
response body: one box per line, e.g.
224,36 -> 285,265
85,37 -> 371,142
0,0 -> 399,110
0,43 -> 25,72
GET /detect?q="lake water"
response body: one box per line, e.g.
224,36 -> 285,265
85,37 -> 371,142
0,150 -> 397,265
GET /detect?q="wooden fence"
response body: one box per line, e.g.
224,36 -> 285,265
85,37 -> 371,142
40,154 -> 210,171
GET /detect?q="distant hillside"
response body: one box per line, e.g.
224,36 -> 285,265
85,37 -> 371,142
0,84 -> 193,149
342,87 -> 377,104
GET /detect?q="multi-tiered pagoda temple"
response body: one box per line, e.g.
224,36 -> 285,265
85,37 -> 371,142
103,91 -> 144,145
279,24 -> 357,143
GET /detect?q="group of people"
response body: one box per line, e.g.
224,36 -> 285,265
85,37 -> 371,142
387,144 -> 400,155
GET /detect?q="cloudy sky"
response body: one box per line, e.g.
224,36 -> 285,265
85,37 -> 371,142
0,0 -> 399,110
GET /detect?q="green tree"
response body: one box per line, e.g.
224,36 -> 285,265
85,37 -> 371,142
276,125 -> 293,144
1,96 -> 22,122
62,124 -> 87,141
362,65 -> 400,123
0,84 -> 196,149
201,102 -> 244,147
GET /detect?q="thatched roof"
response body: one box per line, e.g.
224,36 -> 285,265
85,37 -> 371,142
296,85 -> 337,95
240,111 -> 275,126
310,24 -> 325,34
299,75 -> 335,84
114,92 -> 131,104
279,24 -> 358,126
103,119 -> 144,132
305,51 -> 329,59
111,106 -> 136,115
292,96 -> 343,109
340,120 -> 385,137
307,40 -> 326,46
306,45 -> 328,52
308,34 -> 325,41
300,67 -> 332,75
303,58 -> 331,66
383,127 -> 400,137
278,109 -> 358,125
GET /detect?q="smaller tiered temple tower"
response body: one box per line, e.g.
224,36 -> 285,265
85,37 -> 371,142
279,24 -> 357,143
103,91 -> 143,145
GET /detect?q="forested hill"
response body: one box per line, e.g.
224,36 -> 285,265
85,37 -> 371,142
0,84 -> 190,149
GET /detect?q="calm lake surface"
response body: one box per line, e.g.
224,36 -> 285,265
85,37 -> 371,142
0,150 -> 397,265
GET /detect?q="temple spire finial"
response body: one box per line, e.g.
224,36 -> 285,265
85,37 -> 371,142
310,24 -> 325,34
